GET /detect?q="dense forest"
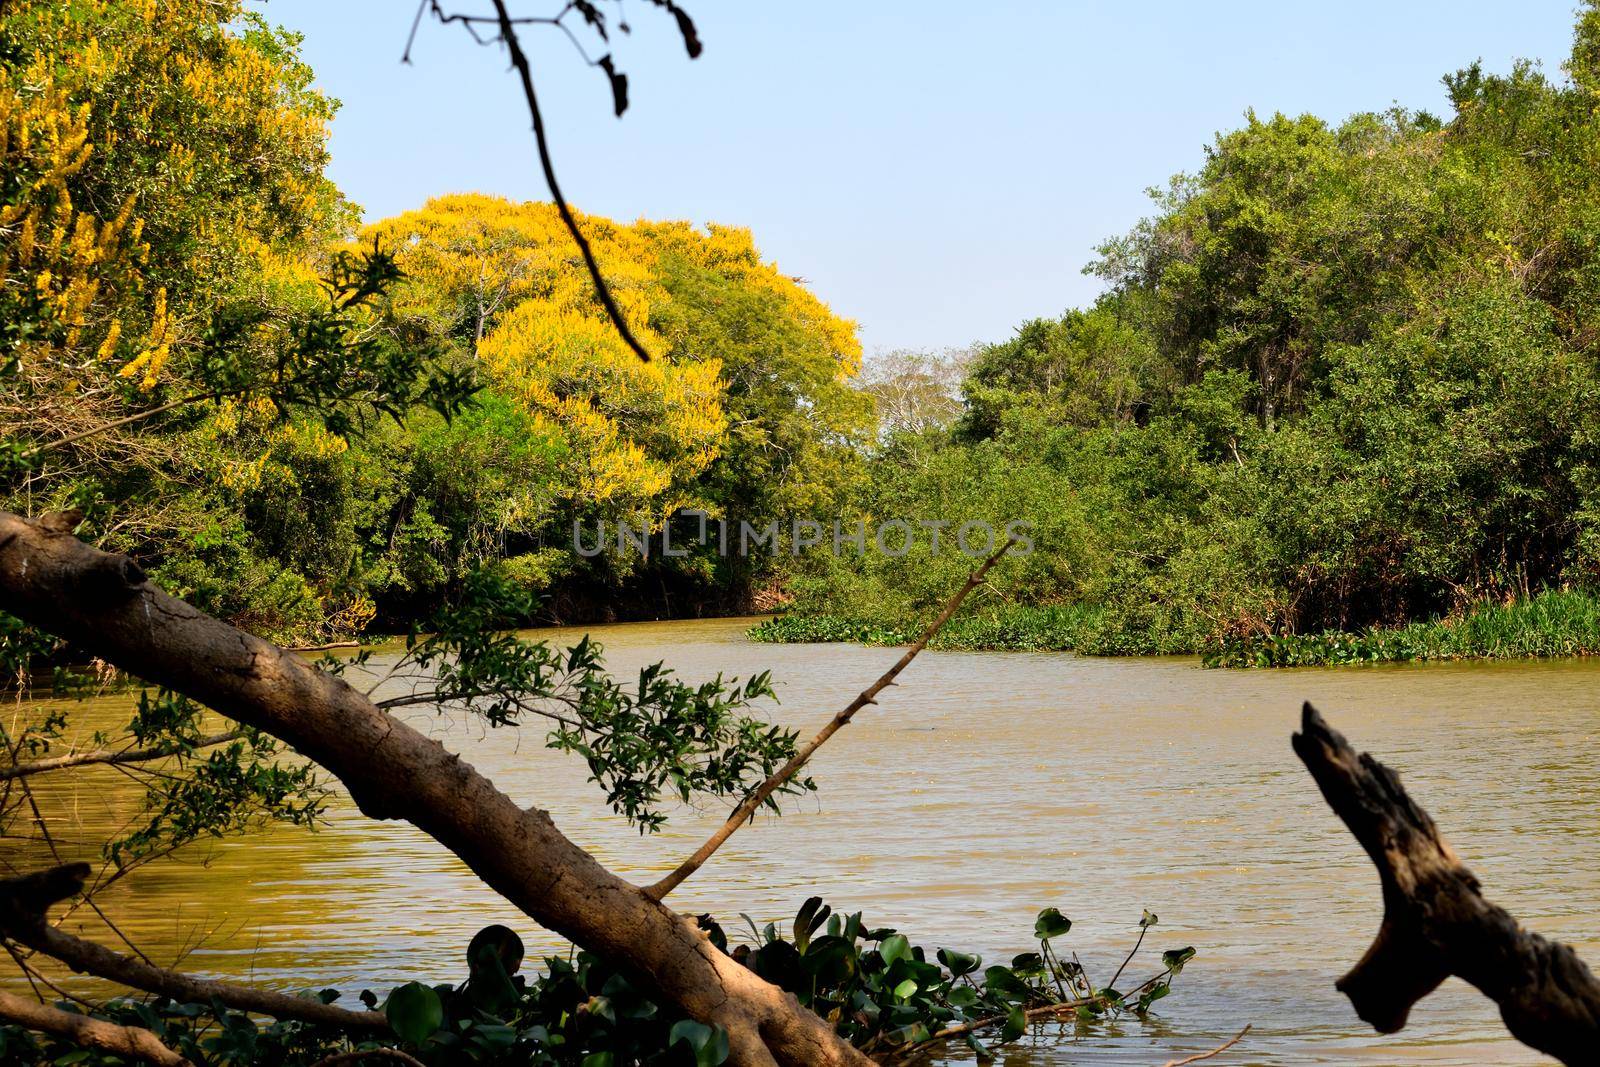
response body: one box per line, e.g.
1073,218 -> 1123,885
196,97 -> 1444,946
11,0 -> 1600,666
773,3 -> 1600,665
0,1 -> 867,643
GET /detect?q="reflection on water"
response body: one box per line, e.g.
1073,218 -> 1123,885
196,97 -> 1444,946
8,616 -> 1598,1064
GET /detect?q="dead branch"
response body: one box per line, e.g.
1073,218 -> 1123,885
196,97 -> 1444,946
1159,1024 -> 1251,1067
893,997 -> 1093,1058
0,988 -> 189,1066
647,538 -> 1018,900
0,864 -> 389,1032
1293,702 -> 1600,1066
1,730 -> 246,781
486,0 -> 655,362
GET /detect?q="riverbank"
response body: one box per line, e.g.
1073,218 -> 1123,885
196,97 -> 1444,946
750,589 -> 1600,667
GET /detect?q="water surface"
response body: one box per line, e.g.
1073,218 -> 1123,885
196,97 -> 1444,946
9,617 -> 1598,1064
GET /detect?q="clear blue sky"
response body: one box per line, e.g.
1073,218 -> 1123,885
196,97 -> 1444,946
261,1 -> 1580,354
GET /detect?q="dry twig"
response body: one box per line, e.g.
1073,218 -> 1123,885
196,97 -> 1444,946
648,538 -> 1018,899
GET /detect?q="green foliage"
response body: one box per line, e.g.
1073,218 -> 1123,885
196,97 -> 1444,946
1203,588 -> 1600,667
784,5 -> 1600,665
366,569 -> 813,832
0,903 -> 1193,1065
387,982 -> 446,1046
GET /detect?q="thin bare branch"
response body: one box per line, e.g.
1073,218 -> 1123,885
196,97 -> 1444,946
647,538 -> 1018,900
310,1051 -> 428,1067
0,864 -> 390,1033
22,392 -> 221,459
1160,1024 -> 1252,1067
487,0 -> 655,361
2,730 -> 245,781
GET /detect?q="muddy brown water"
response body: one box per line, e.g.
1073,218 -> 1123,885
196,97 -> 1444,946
7,616 -> 1599,1064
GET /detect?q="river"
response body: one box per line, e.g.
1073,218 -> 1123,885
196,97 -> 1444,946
7,616 -> 1599,1064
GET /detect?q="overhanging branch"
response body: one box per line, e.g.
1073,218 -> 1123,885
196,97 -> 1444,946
2,730 -> 246,781
647,538 -> 1018,900
0,511 -> 870,1066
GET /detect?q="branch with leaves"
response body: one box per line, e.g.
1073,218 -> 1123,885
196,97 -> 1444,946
5,245 -> 477,478
0,730 -> 245,782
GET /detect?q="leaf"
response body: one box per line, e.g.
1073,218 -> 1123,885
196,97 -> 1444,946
1137,983 -> 1171,1013
879,933 -> 911,966
581,1054 -> 614,1067
385,982 -> 443,1046
597,55 -> 629,117
466,924 -> 524,1013
1140,909 -> 1159,929
983,965 -> 1027,997
947,985 -> 979,1008
1010,951 -> 1043,974
936,947 -> 981,976
648,0 -> 703,58
999,1005 -> 1028,1043
1033,907 -> 1072,941
892,978 -> 918,1000
794,896 -> 831,954
1161,946 -> 1196,973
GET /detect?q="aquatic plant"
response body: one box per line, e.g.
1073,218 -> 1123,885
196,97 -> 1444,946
0,901 -> 1194,1065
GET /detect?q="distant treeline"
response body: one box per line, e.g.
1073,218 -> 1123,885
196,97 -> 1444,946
779,3 -> 1600,661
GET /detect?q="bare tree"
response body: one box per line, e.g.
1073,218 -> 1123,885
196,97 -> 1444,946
858,348 -> 974,437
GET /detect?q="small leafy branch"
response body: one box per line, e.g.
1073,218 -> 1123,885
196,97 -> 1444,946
6,244 -> 478,474
356,568 -> 814,832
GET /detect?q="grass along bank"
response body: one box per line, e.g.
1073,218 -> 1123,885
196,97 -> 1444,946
750,590 -> 1600,668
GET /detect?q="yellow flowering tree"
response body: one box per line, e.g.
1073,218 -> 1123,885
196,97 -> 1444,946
369,195 -> 869,604
0,1 -> 477,636
1,0 -> 348,499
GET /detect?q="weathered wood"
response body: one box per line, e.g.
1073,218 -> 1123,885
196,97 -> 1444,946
1293,702 -> 1600,1065
0,511 -> 866,1067
0,988 -> 189,1066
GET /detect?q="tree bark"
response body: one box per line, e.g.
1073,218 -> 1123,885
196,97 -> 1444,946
0,988 -> 189,1066
0,512 -> 867,1067
1293,702 -> 1600,1065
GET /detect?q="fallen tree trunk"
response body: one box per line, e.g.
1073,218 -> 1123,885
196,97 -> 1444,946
0,512 -> 868,1067
1293,702 -> 1600,1065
